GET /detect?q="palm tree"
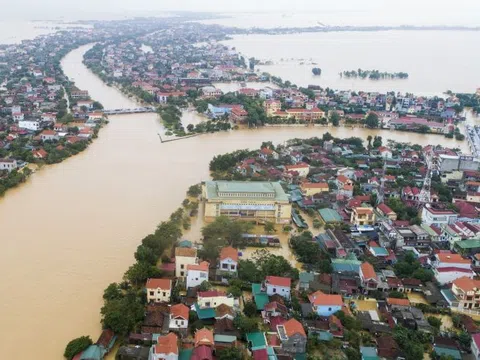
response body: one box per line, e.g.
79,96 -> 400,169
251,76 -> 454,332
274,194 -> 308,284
367,135 -> 372,150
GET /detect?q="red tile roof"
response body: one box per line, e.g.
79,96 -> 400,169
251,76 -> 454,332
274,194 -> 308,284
301,182 -> 329,189
198,290 -> 226,298
155,333 -> 178,355
360,262 -> 377,280
266,276 -> 291,287
195,328 -> 214,347
220,246 -> 238,262
309,290 -> 344,306
170,303 -> 189,320
386,298 -> 410,306
146,278 -> 172,290
283,318 -> 306,337
436,253 -> 471,264
377,203 -> 394,214
453,277 -> 480,292
187,261 -> 209,271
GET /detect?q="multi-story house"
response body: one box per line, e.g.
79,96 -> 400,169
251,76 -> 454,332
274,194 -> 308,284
146,278 -> 172,303
175,247 -> 197,278
471,333 -> 480,359
443,277 -> 480,310
264,276 -> 291,300
359,262 -> 378,291
186,261 -> 209,289
149,332 -> 178,360
277,318 -> 307,354
169,304 -> 189,335
422,205 -> 458,227
218,246 -> 238,274
0,158 -> 18,172
432,252 -> 474,285
351,207 -> 376,226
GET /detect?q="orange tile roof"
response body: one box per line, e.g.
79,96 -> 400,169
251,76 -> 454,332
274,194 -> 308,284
285,162 -> 309,170
220,246 -> 238,262
355,207 -> 373,215
155,332 -> 178,355
343,184 -> 354,191
337,175 -> 349,184
309,290 -> 343,306
175,247 -> 197,257
453,276 -> 480,292
187,261 -> 209,271
283,318 -> 306,337
386,298 -> 410,306
360,262 -> 377,280
266,276 -> 291,287
170,303 -> 189,320
195,328 -> 214,347
436,253 -> 471,264
146,278 -> 172,290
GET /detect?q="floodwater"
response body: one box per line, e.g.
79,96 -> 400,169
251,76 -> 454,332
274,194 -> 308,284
223,31 -> 480,95
0,42 -> 477,358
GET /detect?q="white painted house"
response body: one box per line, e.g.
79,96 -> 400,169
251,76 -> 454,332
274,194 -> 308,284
186,261 -> 209,289
150,333 -> 178,360
169,303 -> 189,333
197,290 -> 235,309
421,205 -> 458,227
0,159 -> 18,172
19,120 -> 40,131
264,276 -> 291,300
218,246 -> 238,274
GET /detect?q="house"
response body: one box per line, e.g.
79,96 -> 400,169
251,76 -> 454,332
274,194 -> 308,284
264,276 -> 291,299
77,100 -> 94,110
0,158 -> 18,172
284,162 -> 310,177
421,205 -> 458,226
442,276 -> 480,310
169,303 -> 189,335
218,246 -> 238,274
351,207 -> 376,226
308,290 -> 344,316
376,203 -> 397,221
149,333 -> 178,360
432,252 -> 474,285
301,182 -> 329,196
471,333 -> 480,359
146,278 -> 172,303
186,261 -> 209,289
175,247 -> 197,278
32,148 -> 48,159
336,175 -> 353,190
359,262 -> 378,291
18,119 -> 40,131
377,146 -> 393,159
194,328 -> 214,347
386,297 -> 411,310
277,318 -> 307,354
197,290 -> 234,308
40,129 -> 59,142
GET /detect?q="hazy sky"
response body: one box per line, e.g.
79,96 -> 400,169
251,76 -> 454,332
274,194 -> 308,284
1,0 -> 479,23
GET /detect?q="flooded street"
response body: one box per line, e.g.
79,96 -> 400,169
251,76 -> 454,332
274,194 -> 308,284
0,43 -> 476,358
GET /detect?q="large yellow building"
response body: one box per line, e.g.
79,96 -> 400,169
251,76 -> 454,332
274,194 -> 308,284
203,181 -> 291,224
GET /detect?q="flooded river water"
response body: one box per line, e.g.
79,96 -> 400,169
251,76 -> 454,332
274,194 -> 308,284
0,43 -> 476,358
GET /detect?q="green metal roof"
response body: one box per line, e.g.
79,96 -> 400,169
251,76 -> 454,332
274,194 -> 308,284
214,334 -> 237,343
194,303 -> 216,320
252,283 -> 269,310
246,332 -> 267,351
433,346 -> 461,360
455,238 -> 480,249
332,258 -> 361,273
179,349 -> 193,360
360,346 -> 379,360
318,208 -> 343,223
204,181 -> 289,201
80,345 -> 104,360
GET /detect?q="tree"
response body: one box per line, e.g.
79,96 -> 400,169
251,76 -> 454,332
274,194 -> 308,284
264,221 -> 275,234
238,259 -> 262,283
312,67 -> 322,76
372,136 -> 382,148
243,301 -> 258,317
198,281 -> 212,291
227,285 -> 242,298
64,336 -> 92,360
427,316 -> 442,330
329,112 -> 340,127
101,291 -> 145,335
134,244 -> 157,265
123,261 -> 162,287
234,315 -> 259,335
103,283 -> 123,301
458,331 -> 471,348
217,347 -> 243,360
187,184 -> 202,197
365,113 -> 379,128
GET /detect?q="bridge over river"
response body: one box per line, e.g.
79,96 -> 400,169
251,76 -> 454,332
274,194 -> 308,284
103,106 -> 156,115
